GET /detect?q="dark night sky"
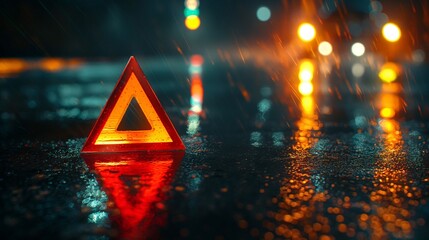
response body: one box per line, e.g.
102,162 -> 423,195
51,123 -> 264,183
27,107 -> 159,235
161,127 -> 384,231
0,0 -> 426,57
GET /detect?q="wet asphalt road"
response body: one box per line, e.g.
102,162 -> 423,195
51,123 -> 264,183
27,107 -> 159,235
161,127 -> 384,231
1,53 -> 429,239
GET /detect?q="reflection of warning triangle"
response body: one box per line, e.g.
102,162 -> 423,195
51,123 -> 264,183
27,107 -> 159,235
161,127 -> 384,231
82,56 -> 185,153
82,152 -> 184,239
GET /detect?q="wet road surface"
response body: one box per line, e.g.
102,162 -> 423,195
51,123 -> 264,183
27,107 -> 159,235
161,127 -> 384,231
1,53 -> 429,239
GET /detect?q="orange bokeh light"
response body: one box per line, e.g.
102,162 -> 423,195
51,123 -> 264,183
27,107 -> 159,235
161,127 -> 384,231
40,58 -> 66,72
0,58 -> 26,76
380,119 -> 398,133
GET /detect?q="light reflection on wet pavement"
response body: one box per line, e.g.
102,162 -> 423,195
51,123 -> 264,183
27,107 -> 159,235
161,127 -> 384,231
1,54 -> 429,239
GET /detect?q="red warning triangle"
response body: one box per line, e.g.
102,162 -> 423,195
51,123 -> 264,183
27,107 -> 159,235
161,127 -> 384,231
82,56 -> 185,153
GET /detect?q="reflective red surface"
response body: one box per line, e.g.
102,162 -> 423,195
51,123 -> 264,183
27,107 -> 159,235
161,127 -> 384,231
83,151 -> 184,239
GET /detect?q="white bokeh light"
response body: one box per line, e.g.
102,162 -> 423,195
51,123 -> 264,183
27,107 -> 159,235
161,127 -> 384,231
352,63 -> 365,78
318,41 -> 333,56
351,42 -> 365,57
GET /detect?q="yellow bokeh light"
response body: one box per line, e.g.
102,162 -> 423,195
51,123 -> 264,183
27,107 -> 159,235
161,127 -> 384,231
380,107 -> 396,119
318,41 -> 333,56
297,23 -> 316,42
299,70 -> 313,82
299,60 -> 314,72
299,82 -> 313,96
382,23 -> 401,42
379,63 -> 400,83
185,15 -> 201,30
379,69 -> 397,83
298,60 -> 314,82
301,96 -> 314,116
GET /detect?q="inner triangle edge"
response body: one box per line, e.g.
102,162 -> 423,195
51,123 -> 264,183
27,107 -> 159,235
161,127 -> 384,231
95,72 -> 173,145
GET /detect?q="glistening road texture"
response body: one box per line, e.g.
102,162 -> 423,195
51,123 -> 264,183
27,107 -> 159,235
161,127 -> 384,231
1,55 -> 429,239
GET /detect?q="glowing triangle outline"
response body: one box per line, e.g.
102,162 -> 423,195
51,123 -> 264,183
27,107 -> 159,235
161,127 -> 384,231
81,56 -> 185,153
95,72 -> 172,145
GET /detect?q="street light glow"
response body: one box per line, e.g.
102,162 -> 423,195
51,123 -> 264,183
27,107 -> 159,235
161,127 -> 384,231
351,42 -> 365,57
299,70 -> 313,82
299,82 -> 314,96
318,41 -> 333,56
382,23 -> 401,42
298,60 -> 314,82
298,23 -> 316,42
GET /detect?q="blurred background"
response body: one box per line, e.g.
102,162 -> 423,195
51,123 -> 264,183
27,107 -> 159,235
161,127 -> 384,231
0,0 -> 428,58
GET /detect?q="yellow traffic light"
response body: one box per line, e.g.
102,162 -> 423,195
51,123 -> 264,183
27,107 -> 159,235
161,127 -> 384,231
185,15 -> 201,30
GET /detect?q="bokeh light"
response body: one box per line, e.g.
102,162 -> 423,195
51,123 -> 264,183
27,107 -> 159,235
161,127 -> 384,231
185,15 -> 201,30
318,41 -> 333,56
299,70 -> 313,82
371,12 -> 389,28
379,69 -> 397,83
189,54 -> 204,75
0,58 -> 26,76
299,60 -> 314,82
351,42 -> 365,57
351,63 -> 365,78
256,6 -> 271,22
184,8 -> 200,17
40,58 -> 66,72
190,76 -> 203,113
412,49 -> 425,63
379,62 -> 400,83
299,82 -> 314,96
380,107 -> 396,119
382,23 -> 401,42
379,119 -> 398,133
370,1 -> 383,13
184,0 -> 199,10
301,96 -> 314,115
299,60 -> 314,73
297,23 -> 316,42
190,54 -> 204,66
